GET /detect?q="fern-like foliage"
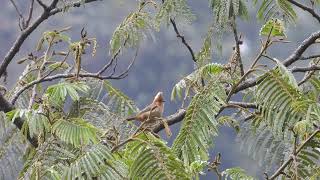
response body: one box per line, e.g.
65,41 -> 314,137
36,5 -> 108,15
222,167 -> 256,180
63,144 -> 126,179
253,0 -> 297,23
110,5 -> 156,56
237,122 -> 291,171
61,78 -> 137,142
259,18 -> 286,37
196,29 -> 213,68
103,80 -> 139,117
172,79 -> 226,165
45,82 -> 90,107
52,118 -> 100,147
171,63 -> 225,101
209,0 -> 249,28
255,63 -> 311,139
125,133 -> 191,179
156,0 -> 196,26
7,109 -> 50,138
284,136 -> 320,179
19,139 -> 76,179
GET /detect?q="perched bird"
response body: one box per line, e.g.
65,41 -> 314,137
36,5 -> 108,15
126,92 -> 172,137
126,92 -> 165,123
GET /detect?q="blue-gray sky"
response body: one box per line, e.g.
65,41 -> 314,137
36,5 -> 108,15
0,0 -> 318,179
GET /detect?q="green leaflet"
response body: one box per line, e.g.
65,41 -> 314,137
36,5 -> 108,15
255,0 -> 297,23
156,0 -> 196,26
7,108 -> 50,138
126,133 -> 191,179
63,144 -> 125,180
171,63 -> 225,101
172,79 -> 226,165
260,19 -> 286,37
110,10 -> 156,56
255,66 -> 310,139
52,118 -> 100,147
46,82 -> 90,106
103,80 -> 139,117
222,167 -> 256,180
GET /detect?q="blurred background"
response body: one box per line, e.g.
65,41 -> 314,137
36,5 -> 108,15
0,0 -> 319,179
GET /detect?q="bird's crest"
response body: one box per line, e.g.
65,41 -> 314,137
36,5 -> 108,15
153,92 -> 164,103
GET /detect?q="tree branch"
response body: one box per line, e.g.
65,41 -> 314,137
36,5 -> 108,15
234,30 -> 320,94
291,65 -> 320,72
169,19 -> 196,63
10,71 -> 130,105
153,109 -> 186,133
25,0 -> 35,28
299,54 -> 320,60
287,0 -> 320,24
36,0 -> 48,9
231,15 -> 244,76
227,101 -> 257,109
0,0 -> 101,78
283,30 -> 320,67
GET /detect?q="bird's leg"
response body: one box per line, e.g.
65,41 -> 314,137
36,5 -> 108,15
156,117 -> 172,137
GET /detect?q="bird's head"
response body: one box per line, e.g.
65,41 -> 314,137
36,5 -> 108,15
153,91 -> 165,104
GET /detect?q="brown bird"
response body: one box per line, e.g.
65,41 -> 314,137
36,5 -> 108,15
126,92 -> 165,122
126,92 -> 172,137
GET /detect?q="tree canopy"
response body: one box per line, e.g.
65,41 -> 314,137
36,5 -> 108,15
0,0 -> 320,179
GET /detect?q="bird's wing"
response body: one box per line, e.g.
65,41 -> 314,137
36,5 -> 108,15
137,104 -> 155,115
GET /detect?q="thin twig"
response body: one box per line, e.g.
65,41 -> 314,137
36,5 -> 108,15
10,71 -> 130,105
298,71 -> 316,86
227,101 -> 257,109
28,37 -> 54,109
108,48 -> 139,79
231,15 -> 244,76
169,19 -> 196,63
111,113 -> 150,152
25,0 -> 35,28
36,0 -> 48,9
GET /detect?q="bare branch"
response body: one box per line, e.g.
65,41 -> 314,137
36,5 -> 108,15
283,30 -> 320,67
109,48 -> 138,79
0,0 -> 101,78
9,0 -> 24,20
25,0 -> 35,28
231,15 -> 244,76
153,109 -> 186,133
227,101 -> 257,109
299,54 -> 320,60
10,71 -> 129,105
287,0 -> 320,24
169,19 -> 196,63
36,0 -> 48,9
291,65 -> 320,72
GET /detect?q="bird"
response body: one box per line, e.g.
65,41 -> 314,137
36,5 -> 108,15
126,91 -> 165,123
126,92 -> 172,137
